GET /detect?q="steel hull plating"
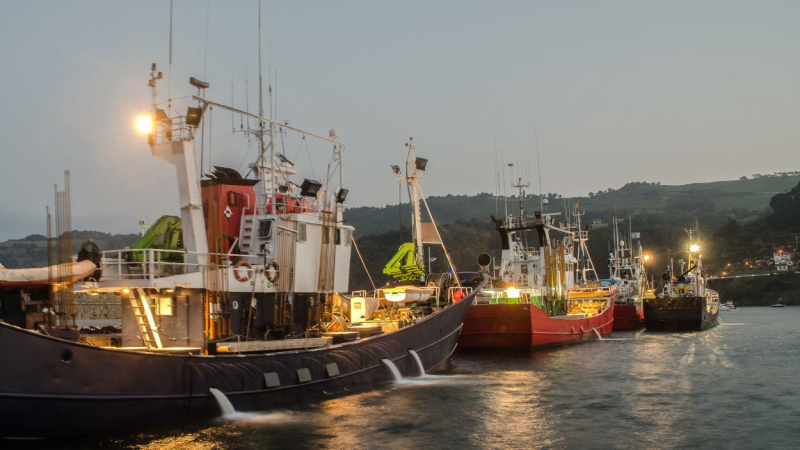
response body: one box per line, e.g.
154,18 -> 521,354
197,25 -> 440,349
458,302 -> 614,350
643,296 -> 718,331
612,304 -> 643,331
0,285 -> 481,438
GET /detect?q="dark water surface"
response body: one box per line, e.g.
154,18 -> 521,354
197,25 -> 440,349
11,307 -> 800,449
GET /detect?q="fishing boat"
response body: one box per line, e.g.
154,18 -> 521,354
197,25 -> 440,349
607,222 -> 648,330
0,65 -> 483,438
643,228 -> 720,331
458,183 -> 616,350
378,138 -> 467,307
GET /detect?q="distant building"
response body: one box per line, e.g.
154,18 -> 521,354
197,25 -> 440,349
773,251 -> 794,272
590,219 -> 607,229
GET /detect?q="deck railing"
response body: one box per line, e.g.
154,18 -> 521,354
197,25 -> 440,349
100,248 -> 262,281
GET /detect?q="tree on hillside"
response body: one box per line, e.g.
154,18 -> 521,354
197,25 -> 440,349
765,181 -> 800,231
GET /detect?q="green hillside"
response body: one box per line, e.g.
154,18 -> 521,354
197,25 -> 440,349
0,231 -> 140,269
347,176 -> 800,291
346,175 -> 800,239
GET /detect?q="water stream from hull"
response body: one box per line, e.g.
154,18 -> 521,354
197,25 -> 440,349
381,359 -> 402,381
592,327 -> 631,341
209,388 -> 236,415
408,349 -> 425,376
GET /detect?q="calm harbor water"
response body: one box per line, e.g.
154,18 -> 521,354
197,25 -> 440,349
12,307 -> 800,449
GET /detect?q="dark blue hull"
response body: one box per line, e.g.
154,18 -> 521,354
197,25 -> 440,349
643,296 -> 718,331
0,282 -> 482,438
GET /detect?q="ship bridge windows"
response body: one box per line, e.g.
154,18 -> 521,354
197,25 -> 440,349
259,220 -> 274,240
336,229 -> 352,246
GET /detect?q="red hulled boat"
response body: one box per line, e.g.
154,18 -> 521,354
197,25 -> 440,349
606,221 -> 649,331
458,188 -> 616,351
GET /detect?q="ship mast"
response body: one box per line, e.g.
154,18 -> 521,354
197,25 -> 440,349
511,177 -> 530,224
406,138 -> 424,280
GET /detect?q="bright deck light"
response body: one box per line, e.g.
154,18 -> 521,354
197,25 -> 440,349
136,115 -> 153,134
690,244 -> 700,253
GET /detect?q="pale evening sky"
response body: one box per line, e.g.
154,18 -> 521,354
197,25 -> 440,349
0,0 -> 798,241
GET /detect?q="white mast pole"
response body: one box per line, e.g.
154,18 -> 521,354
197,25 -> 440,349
407,138 -> 424,280
168,0 -> 173,116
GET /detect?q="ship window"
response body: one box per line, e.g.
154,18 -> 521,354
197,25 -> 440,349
343,229 -> 352,247
158,297 -> 174,316
322,228 -> 330,244
298,223 -> 307,242
335,229 -> 341,245
521,264 -> 528,274
259,220 -> 274,240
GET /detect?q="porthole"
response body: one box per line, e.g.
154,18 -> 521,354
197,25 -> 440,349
61,349 -> 74,363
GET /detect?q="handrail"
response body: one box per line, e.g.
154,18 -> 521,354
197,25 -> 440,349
100,248 -> 271,281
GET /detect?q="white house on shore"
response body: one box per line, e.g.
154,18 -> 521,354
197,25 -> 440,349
773,251 -> 794,272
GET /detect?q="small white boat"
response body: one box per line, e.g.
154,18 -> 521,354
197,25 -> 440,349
382,286 -> 436,303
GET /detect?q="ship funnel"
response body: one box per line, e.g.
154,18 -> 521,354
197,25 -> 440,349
477,253 -> 491,272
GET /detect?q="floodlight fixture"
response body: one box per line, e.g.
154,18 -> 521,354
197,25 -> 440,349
415,157 -> 428,172
185,107 -> 203,127
336,188 -> 349,204
301,179 -> 323,197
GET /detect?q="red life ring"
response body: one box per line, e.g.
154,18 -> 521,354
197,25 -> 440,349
266,261 -> 280,283
234,260 -> 253,282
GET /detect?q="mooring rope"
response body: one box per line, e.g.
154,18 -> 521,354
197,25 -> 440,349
351,236 -> 376,291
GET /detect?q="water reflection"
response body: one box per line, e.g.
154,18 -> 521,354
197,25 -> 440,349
15,308 -> 800,450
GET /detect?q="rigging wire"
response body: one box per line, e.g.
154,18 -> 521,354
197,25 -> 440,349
207,107 -> 213,173
236,140 -> 255,174
203,0 -> 210,80
168,0 -> 173,115
231,61 -> 235,131
351,236 -> 376,291
534,118 -> 544,211
292,134 -> 304,161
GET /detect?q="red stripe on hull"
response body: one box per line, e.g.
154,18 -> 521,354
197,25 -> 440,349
612,304 -> 643,331
458,302 -> 615,350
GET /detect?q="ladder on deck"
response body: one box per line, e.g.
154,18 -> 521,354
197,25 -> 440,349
240,215 -> 256,253
131,288 -> 163,349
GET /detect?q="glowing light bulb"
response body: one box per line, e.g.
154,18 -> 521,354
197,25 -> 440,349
136,115 -> 153,134
690,245 -> 700,253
